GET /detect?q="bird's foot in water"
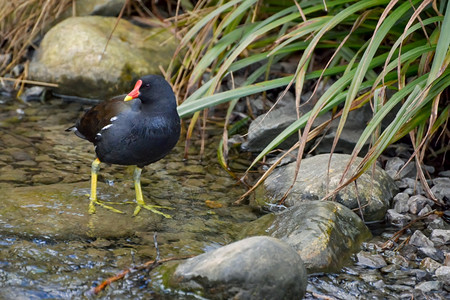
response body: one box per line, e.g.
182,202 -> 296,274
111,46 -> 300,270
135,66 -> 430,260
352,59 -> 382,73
88,197 -> 125,214
133,204 -> 173,218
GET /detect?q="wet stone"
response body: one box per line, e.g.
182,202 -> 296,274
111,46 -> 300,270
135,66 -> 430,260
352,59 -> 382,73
256,153 -> 397,222
435,266 -> 450,283
385,157 -> 415,179
387,255 -> 409,268
408,195 -> 434,215
35,154 -> 55,162
14,160 -> 37,167
31,173 -> 61,184
415,281 -> 443,293
244,201 -> 371,273
0,154 -> 12,163
380,264 -> 398,273
418,204 -> 432,216
356,251 -> 387,269
430,229 -> 450,246
386,284 -> 411,292
360,273 -> 380,283
431,181 -> 450,201
172,236 -> 307,300
0,134 -> 31,148
386,209 -> 411,227
9,149 -> 34,161
433,177 -> 450,185
427,218 -> 447,230
410,230 -> 434,248
0,166 -> 28,182
393,192 -> 409,213
420,257 -> 442,273
417,247 -> 444,263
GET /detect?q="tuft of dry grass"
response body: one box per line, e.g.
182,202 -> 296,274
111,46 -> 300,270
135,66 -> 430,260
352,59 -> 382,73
0,0 -> 72,76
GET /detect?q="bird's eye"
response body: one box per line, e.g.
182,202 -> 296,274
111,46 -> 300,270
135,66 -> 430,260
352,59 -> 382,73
145,83 -> 150,88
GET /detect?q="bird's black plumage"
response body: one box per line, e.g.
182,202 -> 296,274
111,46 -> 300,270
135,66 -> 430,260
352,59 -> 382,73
67,75 -> 181,217
71,75 -> 180,168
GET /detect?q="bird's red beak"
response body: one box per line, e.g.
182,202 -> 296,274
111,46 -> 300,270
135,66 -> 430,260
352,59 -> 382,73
124,79 -> 142,101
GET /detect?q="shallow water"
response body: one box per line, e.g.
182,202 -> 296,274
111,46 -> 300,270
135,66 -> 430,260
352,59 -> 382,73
0,96 -> 444,299
0,96 -> 259,298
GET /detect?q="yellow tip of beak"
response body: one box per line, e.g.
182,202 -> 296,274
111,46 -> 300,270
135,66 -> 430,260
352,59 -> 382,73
124,95 -> 133,101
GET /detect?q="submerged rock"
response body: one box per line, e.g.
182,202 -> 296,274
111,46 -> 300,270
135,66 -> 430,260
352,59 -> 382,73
242,201 -> 371,273
29,16 -> 177,99
254,153 -> 397,222
0,182 -> 171,239
172,236 -> 307,300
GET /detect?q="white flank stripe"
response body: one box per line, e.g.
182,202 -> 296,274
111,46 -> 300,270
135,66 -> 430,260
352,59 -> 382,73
101,124 -> 113,131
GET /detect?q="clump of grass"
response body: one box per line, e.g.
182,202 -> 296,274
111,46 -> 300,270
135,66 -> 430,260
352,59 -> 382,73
0,0 -> 73,77
170,0 -> 450,203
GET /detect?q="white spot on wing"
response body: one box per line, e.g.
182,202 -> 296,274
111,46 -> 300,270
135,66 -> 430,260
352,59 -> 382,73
110,116 -> 118,122
101,124 -> 113,131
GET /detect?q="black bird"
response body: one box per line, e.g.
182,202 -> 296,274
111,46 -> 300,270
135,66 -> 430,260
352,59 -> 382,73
67,75 -> 180,217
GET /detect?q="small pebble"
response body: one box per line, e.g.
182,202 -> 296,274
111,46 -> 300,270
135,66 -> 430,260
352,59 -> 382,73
357,251 -> 387,269
430,229 -> 450,246
415,281 -> 443,293
435,266 -> 450,283
419,257 -> 442,273
410,230 -> 434,248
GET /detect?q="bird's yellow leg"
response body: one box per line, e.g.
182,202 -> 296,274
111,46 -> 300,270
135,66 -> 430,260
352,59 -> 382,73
89,158 -> 124,214
132,167 -> 173,218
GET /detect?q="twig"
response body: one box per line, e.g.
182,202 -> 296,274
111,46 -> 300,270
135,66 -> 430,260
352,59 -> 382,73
0,77 -> 58,88
90,254 -> 195,295
381,210 -> 438,249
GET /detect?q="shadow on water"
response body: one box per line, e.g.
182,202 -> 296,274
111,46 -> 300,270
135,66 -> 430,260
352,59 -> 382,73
0,96 -> 260,298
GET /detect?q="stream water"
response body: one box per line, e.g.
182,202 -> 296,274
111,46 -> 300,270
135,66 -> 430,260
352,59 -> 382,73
0,95 -> 446,299
0,96 -> 261,298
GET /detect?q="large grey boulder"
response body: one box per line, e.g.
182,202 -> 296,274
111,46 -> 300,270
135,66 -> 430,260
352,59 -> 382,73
172,236 -> 307,299
242,201 -> 371,273
29,16 -> 177,99
254,153 -> 398,222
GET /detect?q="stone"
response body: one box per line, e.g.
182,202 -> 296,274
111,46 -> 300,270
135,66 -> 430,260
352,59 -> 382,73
172,236 -> 307,300
438,170 -> 450,177
31,173 -> 61,185
417,247 -> 444,263
29,16 -> 178,99
401,178 -> 424,195
415,281 -> 443,293
430,229 -> 450,246
75,0 -> 126,16
409,230 -> 434,248
408,195 -> 434,215
0,182 -> 173,239
242,201 -> 371,273
18,86 -> 46,102
432,177 -> 450,186
386,209 -> 411,227
427,218 -> 447,230
418,204 -> 432,216
431,181 -> 450,201
241,99 -> 302,152
384,157 -> 415,179
435,266 -> 450,283
419,257 -> 442,273
0,166 -> 27,183
356,251 -> 387,269
255,153 -> 397,222
393,192 -> 409,213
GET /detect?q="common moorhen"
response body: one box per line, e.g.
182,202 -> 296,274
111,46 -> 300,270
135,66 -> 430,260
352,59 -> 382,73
67,75 -> 180,217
